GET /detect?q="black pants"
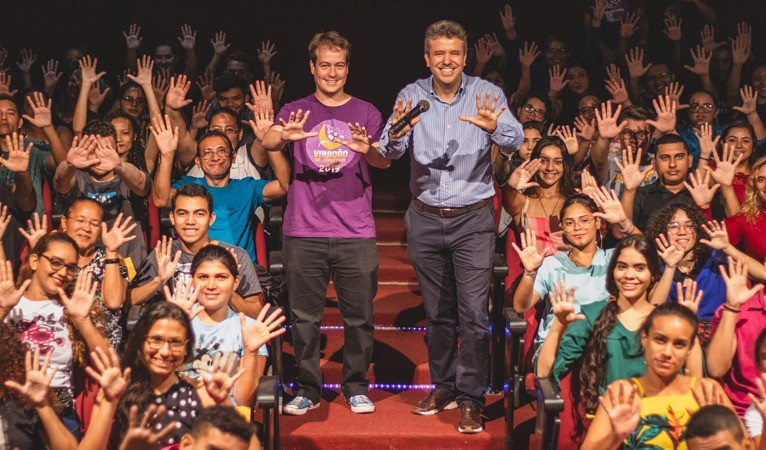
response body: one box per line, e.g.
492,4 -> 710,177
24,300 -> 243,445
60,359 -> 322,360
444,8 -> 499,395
283,236 -> 378,403
405,202 -> 495,409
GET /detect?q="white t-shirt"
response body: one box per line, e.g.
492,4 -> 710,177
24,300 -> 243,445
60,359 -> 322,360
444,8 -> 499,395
5,297 -> 73,388
745,403 -> 763,437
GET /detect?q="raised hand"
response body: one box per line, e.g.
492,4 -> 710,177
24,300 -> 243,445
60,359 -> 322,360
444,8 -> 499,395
676,279 -> 703,315
165,75 -> 192,110
700,24 -> 724,54
0,259 -> 31,312
555,125 -> 579,155
240,306 -> 286,353
101,213 -> 137,253
646,95 -> 677,134
594,101 -> 626,139
747,373 -> 766,423
22,91 -> 53,129
79,55 -> 106,87
684,169 -> 719,208
0,72 -> 17,96
177,24 -> 197,51
591,187 -> 629,225
155,236 -> 181,282
707,143 -> 743,187
163,279 -> 200,319
15,48 -> 37,74
483,33 -> 504,57
574,115 -> 596,142
692,378 -> 729,408
605,76 -> 629,105
625,47 -> 652,79
733,85 -> 758,116
85,346 -> 131,402
664,81 -> 688,111
0,204 -> 10,239
66,135 -> 100,169
699,220 -> 730,251
549,281 -> 584,325
58,270 -> 98,320
656,233 -> 685,269
518,41 -> 540,69
94,136 -> 121,172
41,59 -> 62,92
720,256 -> 764,309
548,65 -> 569,97
599,381 -> 641,441
619,13 -> 640,40
579,170 -> 599,200
499,4 -> 517,38
18,213 -> 47,250
474,38 -> 492,65
191,100 -> 211,130
210,31 -> 230,56
507,158 -> 541,191
4,348 -> 57,408
196,71 -> 215,101
149,114 -> 179,157
257,40 -> 278,67
88,82 -> 111,111
127,55 -> 153,87
684,45 -> 712,77
199,352 -> 244,404
247,102 -> 274,141
615,147 -> 650,192
266,71 -> 285,104
694,122 -> 719,161
459,92 -> 507,132
731,33 -> 751,66
122,24 -> 143,50
0,132 -> 32,173
510,228 -> 544,272
279,109 -> 318,142
152,75 -> 169,103
337,122 -> 373,155
388,98 -> 420,139
118,405 -> 176,450
663,14 -> 682,42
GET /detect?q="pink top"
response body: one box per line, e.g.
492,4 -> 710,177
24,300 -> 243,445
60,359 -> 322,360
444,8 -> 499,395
520,197 -> 569,257
709,290 -> 766,416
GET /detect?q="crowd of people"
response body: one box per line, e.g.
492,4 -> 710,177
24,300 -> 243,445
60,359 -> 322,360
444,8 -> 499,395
1,0 -> 766,447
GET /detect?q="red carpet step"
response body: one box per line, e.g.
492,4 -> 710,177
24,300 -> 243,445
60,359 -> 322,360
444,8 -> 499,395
372,189 -> 411,213
376,244 -> 417,283
281,389 -> 514,450
375,213 -> 408,243
323,283 -> 426,327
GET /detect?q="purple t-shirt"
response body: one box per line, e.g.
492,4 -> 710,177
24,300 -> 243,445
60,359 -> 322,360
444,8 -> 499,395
276,95 -> 383,238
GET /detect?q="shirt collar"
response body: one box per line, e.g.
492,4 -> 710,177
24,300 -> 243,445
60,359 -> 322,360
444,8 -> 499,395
427,73 -> 467,104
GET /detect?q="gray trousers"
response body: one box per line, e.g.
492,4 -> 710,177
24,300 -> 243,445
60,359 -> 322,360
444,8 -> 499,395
283,236 -> 378,403
405,201 -> 495,409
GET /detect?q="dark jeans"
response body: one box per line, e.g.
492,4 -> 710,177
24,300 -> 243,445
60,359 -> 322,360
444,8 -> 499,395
283,236 -> 378,403
405,201 -> 495,409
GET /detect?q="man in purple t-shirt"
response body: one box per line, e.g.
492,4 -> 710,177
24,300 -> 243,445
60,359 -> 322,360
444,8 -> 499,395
262,31 -> 389,416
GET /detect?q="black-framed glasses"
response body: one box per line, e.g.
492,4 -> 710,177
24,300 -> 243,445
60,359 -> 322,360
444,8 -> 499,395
562,215 -> 594,229
209,126 -> 239,134
39,254 -> 80,277
121,95 -> 146,106
199,148 -> 232,160
666,222 -> 696,234
620,129 -> 650,142
145,335 -> 187,351
523,104 -> 546,118
68,216 -> 101,228
688,103 -> 716,113
578,104 -> 600,116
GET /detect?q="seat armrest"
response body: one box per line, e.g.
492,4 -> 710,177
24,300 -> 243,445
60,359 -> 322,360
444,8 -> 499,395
535,377 -> 564,414
256,375 -> 279,409
504,307 -> 527,335
269,250 -> 284,275
493,252 -> 508,278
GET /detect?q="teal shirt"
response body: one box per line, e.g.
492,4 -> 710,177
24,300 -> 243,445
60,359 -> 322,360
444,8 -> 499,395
552,300 -> 646,392
0,139 -> 52,216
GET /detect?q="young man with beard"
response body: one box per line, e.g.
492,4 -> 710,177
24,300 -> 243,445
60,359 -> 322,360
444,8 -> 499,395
54,120 -> 150,273
129,183 -> 263,317
152,116 -> 287,265
378,20 -> 522,433
262,31 -> 389,416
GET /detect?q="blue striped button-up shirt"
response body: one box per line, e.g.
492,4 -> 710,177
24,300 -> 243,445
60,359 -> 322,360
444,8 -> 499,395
379,74 -> 522,207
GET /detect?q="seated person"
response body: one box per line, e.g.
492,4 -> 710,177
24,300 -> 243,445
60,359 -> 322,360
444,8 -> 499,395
687,405 -> 754,450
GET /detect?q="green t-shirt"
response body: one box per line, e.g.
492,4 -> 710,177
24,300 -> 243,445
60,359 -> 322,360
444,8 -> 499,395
0,139 -> 52,216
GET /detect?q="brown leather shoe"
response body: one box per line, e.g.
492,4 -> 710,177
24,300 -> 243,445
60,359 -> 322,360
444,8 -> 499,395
457,403 -> 483,433
412,388 -> 458,415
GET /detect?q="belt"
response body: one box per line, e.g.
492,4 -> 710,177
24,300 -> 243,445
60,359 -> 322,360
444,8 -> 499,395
411,198 -> 490,218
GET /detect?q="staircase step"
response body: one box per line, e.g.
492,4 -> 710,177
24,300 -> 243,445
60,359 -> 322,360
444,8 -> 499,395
282,328 -> 431,385
375,212 -> 407,243
323,283 -> 426,327
372,189 -> 411,212
377,244 -> 416,283
281,389 -> 509,450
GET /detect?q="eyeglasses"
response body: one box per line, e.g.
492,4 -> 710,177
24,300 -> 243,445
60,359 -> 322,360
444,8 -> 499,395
199,148 -> 232,160
562,216 -> 594,229
145,335 -> 187,351
666,222 -> 696,234
620,129 -> 650,142
578,104 -> 600,116
68,216 -> 101,228
523,104 -> 546,118
209,126 -> 239,134
688,103 -> 716,113
39,254 -> 80,277
121,96 -> 146,106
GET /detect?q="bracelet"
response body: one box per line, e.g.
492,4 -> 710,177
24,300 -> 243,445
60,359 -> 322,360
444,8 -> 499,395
523,269 -> 538,277
722,304 -> 741,314
699,155 -> 711,161
104,258 -> 121,265
618,220 -> 635,235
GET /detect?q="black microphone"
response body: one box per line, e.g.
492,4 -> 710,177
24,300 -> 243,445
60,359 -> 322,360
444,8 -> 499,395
388,100 -> 430,139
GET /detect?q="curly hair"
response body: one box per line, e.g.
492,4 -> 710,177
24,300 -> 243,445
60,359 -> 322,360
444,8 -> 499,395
644,202 -> 711,271
577,235 -> 661,415
740,156 -> 766,222
0,323 -> 60,409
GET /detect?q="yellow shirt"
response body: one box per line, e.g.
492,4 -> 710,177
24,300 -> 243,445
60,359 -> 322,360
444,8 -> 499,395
625,377 -> 699,450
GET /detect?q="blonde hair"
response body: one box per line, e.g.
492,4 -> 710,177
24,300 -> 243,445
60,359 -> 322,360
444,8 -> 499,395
740,156 -> 766,222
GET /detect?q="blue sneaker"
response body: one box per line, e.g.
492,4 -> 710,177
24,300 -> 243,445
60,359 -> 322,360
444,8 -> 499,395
282,396 -> 319,415
347,394 -> 375,413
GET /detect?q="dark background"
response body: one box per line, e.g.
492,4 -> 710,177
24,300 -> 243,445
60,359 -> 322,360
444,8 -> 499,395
4,0 -> 766,181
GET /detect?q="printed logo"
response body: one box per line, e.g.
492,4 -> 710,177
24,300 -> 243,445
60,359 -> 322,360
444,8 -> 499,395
305,120 -> 355,173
